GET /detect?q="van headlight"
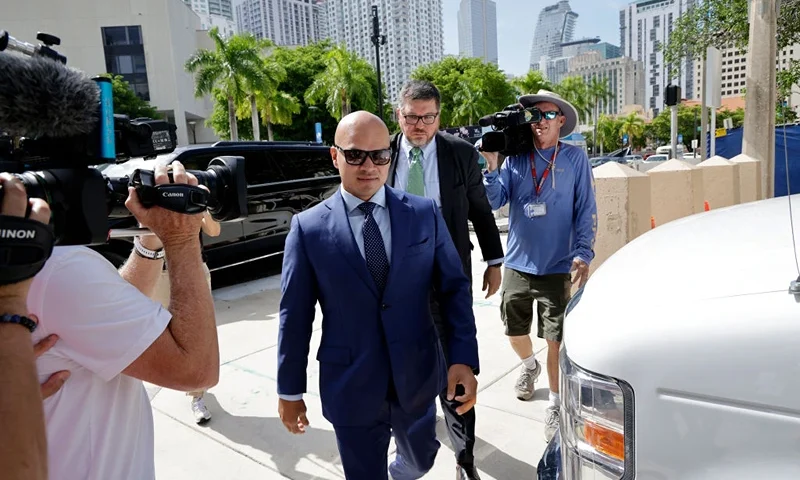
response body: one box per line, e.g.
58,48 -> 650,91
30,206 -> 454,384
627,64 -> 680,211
560,347 -> 635,479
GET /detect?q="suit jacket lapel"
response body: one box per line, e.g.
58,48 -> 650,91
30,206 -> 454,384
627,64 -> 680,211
388,133 -> 401,188
324,194 -> 379,298
435,134 -> 455,221
385,186 -> 411,290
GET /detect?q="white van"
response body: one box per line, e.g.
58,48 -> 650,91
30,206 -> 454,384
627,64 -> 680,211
545,194 -> 800,479
655,144 -> 684,158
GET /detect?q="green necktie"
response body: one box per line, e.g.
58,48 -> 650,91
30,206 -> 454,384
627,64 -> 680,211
407,147 -> 425,196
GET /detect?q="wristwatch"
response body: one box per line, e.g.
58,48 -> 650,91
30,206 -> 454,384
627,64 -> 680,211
134,236 -> 165,260
0,314 -> 37,333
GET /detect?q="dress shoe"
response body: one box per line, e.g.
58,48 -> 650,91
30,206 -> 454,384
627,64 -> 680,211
456,463 -> 481,480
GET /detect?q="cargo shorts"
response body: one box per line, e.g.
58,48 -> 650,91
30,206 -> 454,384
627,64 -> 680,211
500,268 -> 571,342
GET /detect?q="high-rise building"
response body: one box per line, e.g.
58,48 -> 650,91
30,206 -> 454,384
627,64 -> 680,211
619,0 -> 697,117
587,42 -> 622,60
183,0 -> 237,37
234,0 -> 327,46
569,52 -> 646,117
529,0 -> 578,69
693,44 -> 800,111
325,0 -> 444,106
457,0 -> 498,65
561,38 -> 602,60
187,0 -> 234,19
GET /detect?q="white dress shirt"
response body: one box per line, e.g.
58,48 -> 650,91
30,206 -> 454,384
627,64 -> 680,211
393,135 -> 441,207
340,186 -> 392,262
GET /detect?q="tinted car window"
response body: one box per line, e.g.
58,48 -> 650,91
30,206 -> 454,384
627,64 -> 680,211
241,150 -> 284,185
176,149 -> 285,186
272,149 -> 337,180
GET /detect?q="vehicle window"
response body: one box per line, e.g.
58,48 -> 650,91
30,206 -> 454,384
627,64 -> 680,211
273,149 -> 337,181
240,150 -> 285,185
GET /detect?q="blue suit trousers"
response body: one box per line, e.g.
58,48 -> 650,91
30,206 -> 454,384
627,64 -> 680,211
333,401 -> 439,480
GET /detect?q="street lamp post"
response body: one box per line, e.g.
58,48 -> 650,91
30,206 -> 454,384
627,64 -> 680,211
370,5 -> 387,121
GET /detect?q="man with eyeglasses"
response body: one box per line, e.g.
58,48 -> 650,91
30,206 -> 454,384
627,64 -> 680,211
479,90 -> 597,442
277,111 -> 479,480
388,79 -> 503,480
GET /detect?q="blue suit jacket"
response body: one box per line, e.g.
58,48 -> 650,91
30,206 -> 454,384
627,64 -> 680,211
277,185 -> 479,427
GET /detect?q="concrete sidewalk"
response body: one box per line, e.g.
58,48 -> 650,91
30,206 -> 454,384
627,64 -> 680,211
149,233 -> 551,479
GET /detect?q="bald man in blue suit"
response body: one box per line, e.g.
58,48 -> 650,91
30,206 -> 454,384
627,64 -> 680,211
277,111 -> 480,480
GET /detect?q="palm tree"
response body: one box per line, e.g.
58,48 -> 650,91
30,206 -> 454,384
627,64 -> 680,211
511,70 -> 554,97
240,82 -> 301,141
619,112 -> 646,149
555,76 -> 592,125
236,54 -> 299,141
596,115 -> 622,154
305,45 -> 376,120
587,76 -> 614,155
241,39 -> 279,141
185,28 -> 266,141
452,79 -> 492,126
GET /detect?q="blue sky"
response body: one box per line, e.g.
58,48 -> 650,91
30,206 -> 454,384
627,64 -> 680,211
442,0 -> 628,77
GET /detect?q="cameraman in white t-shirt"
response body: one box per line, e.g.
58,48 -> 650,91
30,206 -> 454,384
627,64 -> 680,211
28,162 -> 219,480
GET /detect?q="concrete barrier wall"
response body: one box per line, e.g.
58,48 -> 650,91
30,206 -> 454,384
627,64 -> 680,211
591,162 -> 651,273
697,156 -> 741,209
488,153 -> 761,274
729,154 -> 762,203
648,159 -> 705,227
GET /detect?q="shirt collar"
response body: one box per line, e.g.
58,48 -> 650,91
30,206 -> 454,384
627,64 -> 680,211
400,134 -> 437,161
340,184 -> 387,214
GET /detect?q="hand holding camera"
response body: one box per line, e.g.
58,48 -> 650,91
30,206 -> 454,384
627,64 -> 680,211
481,150 -> 500,173
125,162 -> 207,250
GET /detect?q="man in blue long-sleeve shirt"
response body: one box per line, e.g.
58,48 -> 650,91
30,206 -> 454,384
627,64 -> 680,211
479,90 -> 597,442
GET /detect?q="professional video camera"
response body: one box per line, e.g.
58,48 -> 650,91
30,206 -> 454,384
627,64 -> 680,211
477,104 -> 540,156
0,29 -> 247,248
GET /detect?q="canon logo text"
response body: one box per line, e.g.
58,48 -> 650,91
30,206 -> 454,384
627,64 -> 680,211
0,229 -> 36,239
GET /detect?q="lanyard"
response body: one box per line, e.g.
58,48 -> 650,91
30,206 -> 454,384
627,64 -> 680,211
530,142 -> 559,199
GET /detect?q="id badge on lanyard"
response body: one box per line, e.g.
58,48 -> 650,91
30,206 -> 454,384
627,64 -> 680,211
524,143 -> 558,219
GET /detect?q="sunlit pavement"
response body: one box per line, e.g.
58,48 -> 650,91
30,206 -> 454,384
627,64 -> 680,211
150,232 -> 551,479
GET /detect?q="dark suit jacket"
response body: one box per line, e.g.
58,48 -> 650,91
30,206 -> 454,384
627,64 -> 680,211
388,132 -> 504,280
277,185 -> 479,427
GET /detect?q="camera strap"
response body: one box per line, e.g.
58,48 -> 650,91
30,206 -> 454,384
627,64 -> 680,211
0,215 -> 55,286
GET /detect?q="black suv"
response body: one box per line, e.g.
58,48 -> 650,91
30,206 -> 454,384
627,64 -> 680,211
93,141 -> 341,270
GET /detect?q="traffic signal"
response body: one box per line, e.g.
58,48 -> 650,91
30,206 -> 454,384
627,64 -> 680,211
665,84 -> 681,107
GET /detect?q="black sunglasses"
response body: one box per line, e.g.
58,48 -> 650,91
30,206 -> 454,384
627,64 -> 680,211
334,144 -> 392,166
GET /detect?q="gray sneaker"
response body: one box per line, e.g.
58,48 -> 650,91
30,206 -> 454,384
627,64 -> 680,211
514,361 -> 541,400
544,405 -> 560,442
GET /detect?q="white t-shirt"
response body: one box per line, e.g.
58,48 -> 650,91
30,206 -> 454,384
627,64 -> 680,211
27,246 -> 172,480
